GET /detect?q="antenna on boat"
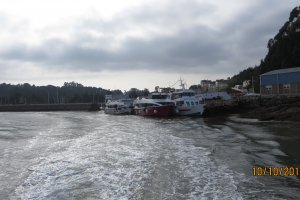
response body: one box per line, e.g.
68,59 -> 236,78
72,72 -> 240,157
169,79 -> 179,88
179,77 -> 186,90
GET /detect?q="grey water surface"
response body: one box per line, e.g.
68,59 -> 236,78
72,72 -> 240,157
0,112 -> 299,199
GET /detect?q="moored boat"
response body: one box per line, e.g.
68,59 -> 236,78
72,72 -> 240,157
104,99 -> 133,115
133,92 -> 176,117
171,80 -> 205,116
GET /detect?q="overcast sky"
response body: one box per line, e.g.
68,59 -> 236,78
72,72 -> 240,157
0,0 -> 298,90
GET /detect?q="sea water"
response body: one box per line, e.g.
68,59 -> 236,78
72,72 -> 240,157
0,112 -> 299,199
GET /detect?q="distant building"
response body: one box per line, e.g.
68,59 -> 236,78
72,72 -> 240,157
260,67 -> 300,95
200,80 -> 216,92
243,80 -> 251,88
215,79 -> 229,91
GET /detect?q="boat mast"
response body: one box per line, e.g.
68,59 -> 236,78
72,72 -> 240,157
179,77 -> 187,90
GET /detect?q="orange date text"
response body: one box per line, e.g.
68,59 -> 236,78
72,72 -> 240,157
252,166 -> 299,176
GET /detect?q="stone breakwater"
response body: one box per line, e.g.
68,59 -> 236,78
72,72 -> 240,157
203,95 -> 300,122
238,95 -> 300,121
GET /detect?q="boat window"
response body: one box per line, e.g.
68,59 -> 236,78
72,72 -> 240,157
168,102 -> 175,106
171,93 -> 181,99
172,93 -> 182,99
186,101 -> 190,106
191,101 -> 194,106
195,101 -> 199,105
152,94 -> 169,99
176,101 -> 184,106
183,92 -> 195,97
108,105 -> 117,108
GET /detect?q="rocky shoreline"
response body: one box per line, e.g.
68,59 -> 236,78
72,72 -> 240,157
203,95 -> 300,122
241,101 -> 300,121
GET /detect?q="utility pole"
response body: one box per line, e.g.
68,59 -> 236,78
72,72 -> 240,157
251,76 -> 254,93
276,73 -> 279,95
56,89 -> 59,104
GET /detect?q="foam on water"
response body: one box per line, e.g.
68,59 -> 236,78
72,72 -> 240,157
1,112 -> 298,199
11,114 -> 247,200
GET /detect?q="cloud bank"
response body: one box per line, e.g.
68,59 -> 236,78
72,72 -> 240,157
0,0 -> 298,88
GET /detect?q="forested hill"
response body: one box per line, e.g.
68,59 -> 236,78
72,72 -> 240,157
230,6 -> 300,91
262,6 -> 300,72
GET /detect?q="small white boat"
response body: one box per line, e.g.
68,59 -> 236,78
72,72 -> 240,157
104,99 -> 133,115
171,79 -> 205,116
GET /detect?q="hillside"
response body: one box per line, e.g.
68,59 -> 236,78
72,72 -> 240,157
230,6 -> 300,91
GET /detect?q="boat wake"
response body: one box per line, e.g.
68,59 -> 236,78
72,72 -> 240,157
12,115 -> 249,200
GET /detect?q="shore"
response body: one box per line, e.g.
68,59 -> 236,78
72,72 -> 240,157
241,101 -> 300,121
203,95 -> 300,122
1,96 -> 300,121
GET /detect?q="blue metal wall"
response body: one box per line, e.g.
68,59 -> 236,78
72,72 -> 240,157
261,71 -> 300,86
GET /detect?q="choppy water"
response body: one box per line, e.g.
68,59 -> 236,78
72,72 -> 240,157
0,112 -> 299,199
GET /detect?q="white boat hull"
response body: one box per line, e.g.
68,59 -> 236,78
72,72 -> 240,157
104,107 -> 132,115
176,104 -> 205,116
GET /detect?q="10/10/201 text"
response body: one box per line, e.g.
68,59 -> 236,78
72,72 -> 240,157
252,166 -> 299,176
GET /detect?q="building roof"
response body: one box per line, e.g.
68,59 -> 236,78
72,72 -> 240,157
261,67 -> 300,76
216,79 -> 229,83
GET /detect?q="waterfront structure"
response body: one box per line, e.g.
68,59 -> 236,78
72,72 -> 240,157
260,67 -> 300,95
200,80 -> 216,92
201,79 -> 229,92
215,79 -> 229,91
196,92 -> 232,101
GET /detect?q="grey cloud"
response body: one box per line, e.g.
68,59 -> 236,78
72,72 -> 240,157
213,0 -> 299,69
0,0 -> 298,75
123,0 -> 216,26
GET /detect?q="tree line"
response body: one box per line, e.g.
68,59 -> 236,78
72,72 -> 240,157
0,81 -> 149,104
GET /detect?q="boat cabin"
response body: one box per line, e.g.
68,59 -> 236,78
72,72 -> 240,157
171,90 -> 195,100
134,102 -> 160,108
149,93 -> 170,99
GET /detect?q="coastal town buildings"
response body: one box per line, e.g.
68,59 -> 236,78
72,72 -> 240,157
200,80 -> 215,92
200,79 -> 229,92
215,79 -> 229,91
260,67 -> 300,95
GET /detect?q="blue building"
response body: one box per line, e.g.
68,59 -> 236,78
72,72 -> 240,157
260,67 -> 300,95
